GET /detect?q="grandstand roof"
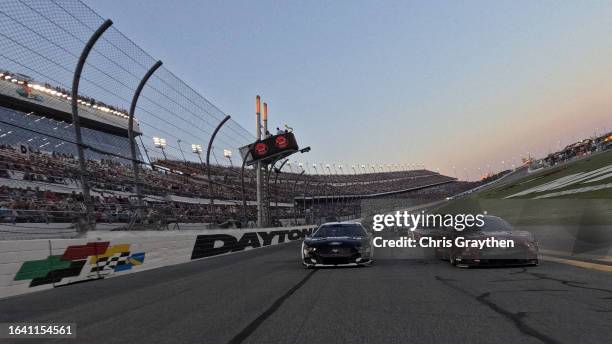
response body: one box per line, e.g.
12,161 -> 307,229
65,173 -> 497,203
0,80 -> 139,137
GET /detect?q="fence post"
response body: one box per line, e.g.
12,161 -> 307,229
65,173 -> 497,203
129,60 -> 162,208
206,115 -> 231,224
71,19 -> 113,232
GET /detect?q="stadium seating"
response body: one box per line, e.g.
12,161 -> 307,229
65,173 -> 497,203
0,145 -> 474,225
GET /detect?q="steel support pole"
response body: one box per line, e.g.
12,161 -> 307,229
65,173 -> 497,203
270,158 -> 288,224
241,157 -> 248,225
207,115 -> 231,224
177,139 -> 186,162
264,157 -> 280,225
71,19 -> 112,230
302,177 -> 309,217
138,136 -> 153,168
129,60 -> 162,206
291,170 -> 305,224
255,97 -> 263,227
273,159 -> 289,206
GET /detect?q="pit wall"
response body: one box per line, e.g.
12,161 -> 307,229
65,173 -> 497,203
0,225 -> 317,299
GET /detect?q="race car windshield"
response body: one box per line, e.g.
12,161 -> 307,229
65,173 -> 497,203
313,224 -> 366,238
465,217 -> 513,232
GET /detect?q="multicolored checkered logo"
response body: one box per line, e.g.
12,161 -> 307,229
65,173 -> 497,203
14,242 -> 145,287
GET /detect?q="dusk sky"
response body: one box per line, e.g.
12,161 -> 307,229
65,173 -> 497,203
86,0 -> 612,180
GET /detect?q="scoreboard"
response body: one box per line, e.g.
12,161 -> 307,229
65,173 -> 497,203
239,132 -> 299,166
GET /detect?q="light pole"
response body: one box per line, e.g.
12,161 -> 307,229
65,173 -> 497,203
192,144 -> 203,165
224,149 -> 233,167
153,137 -> 167,160
177,139 -> 186,162
325,164 -> 333,210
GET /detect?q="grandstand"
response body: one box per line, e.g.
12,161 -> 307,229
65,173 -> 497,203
529,131 -> 612,171
0,137 -> 474,228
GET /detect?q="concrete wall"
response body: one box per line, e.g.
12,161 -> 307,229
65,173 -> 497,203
0,225 -> 317,299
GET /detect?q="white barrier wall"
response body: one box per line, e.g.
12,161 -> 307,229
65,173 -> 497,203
0,225 -> 317,299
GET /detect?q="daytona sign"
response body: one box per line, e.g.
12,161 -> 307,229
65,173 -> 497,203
191,228 -> 315,259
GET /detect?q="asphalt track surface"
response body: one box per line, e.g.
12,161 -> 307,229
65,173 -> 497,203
1,229 -> 611,344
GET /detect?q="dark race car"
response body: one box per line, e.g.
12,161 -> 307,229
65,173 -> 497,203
301,222 -> 373,268
414,215 -> 539,267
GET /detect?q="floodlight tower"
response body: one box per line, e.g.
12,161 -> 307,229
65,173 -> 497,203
177,139 -> 186,162
192,144 -> 203,164
224,149 -> 233,167
153,137 -> 167,160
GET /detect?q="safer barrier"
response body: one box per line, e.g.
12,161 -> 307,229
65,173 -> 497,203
0,225 -> 317,299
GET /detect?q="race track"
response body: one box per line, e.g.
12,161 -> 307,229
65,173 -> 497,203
1,229 -> 611,344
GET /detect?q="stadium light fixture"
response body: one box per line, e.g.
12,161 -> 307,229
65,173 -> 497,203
192,144 -> 203,154
153,137 -> 167,159
192,144 -> 204,165
312,164 -> 319,174
153,137 -> 167,148
224,149 -> 233,166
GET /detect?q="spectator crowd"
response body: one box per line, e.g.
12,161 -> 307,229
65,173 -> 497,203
0,143 -> 474,227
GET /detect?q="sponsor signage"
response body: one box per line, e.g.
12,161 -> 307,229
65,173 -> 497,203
191,228 -> 314,259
